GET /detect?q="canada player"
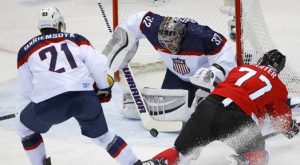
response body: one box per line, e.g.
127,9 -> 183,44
15,7 -> 141,165
147,50 -> 299,165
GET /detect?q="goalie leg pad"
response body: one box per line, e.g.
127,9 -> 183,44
123,89 -> 140,119
122,87 -> 192,122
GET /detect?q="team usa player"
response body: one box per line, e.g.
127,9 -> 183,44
103,11 -> 237,122
15,7 -> 143,165
109,11 -> 237,107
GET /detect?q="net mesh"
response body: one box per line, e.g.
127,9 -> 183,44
102,0 -> 233,73
240,0 -> 300,97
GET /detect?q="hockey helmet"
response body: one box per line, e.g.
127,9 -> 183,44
257,49 -> 286,73
38,7 -> 66,32
158,17 -> 186,54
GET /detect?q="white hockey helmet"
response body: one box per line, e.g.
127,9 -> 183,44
38,7 -> 66,32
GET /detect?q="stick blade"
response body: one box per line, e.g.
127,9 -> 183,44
140,113 -> 183,132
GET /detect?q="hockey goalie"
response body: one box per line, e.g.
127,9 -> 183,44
102,7 -> 300,126
102,9 -> 237,123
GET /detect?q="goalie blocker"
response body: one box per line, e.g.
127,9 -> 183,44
102,26 -> 139,72
122,87 -> 209,122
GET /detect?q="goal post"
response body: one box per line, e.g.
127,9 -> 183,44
235,0 -> 243,66
104,0 -> 300,97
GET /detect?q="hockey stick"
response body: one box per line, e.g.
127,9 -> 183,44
0,113 -> 16,121
97,0 -> 183,133
97,1 -> 112,33
263,132 -> 280,140
263,122 -> 300,140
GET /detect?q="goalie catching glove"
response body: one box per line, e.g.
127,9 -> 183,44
93,75 -> 114,103
189,63 -> 226,92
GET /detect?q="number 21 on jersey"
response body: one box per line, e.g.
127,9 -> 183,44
235,67 -> 272,100
39,43 -> 78,73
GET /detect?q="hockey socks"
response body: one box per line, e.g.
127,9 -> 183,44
94,131 -> 139,165
21,133 -> 47,165
107,135 -> 128,158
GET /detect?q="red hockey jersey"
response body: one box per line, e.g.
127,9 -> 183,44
212,64 -> 291,132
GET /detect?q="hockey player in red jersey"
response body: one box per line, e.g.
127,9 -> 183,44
15,7 -> 142,165
147,49 -> 299,165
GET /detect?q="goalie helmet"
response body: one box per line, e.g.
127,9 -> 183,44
158,17 -> 186,54
257,49 -> 286,73
38,7 -> 66,32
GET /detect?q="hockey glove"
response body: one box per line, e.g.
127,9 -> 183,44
284,119 -> 299,139
94,74 -> 114,103
190,64 -> 226,91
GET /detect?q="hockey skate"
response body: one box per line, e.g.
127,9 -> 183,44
135,158 -> 168,165
43,157 -> 51,165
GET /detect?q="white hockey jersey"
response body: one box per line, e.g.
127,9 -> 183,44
17,33 -> 109,103
123,11 -> 237,82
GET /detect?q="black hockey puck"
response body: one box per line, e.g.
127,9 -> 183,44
150,128 -> 158,137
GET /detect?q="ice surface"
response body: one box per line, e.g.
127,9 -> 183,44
1,0 -> 300,164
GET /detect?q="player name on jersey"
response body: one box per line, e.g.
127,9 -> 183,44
255,65 -> 277,78
24,33 -> 75,51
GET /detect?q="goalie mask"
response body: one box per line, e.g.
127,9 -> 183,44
158,17 -> 186,54
38,7 -> 66,32
257,49 -> 286,73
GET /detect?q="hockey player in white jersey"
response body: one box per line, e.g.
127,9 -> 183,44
15,7 -> 142,165
103,11 -> 236,121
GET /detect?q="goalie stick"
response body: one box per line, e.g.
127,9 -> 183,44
97,0 -> 183,133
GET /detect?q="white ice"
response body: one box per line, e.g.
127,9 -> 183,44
1,0 -> 300,164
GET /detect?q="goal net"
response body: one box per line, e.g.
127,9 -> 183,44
100,0 -> 300,97
236,0 -> 300,97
